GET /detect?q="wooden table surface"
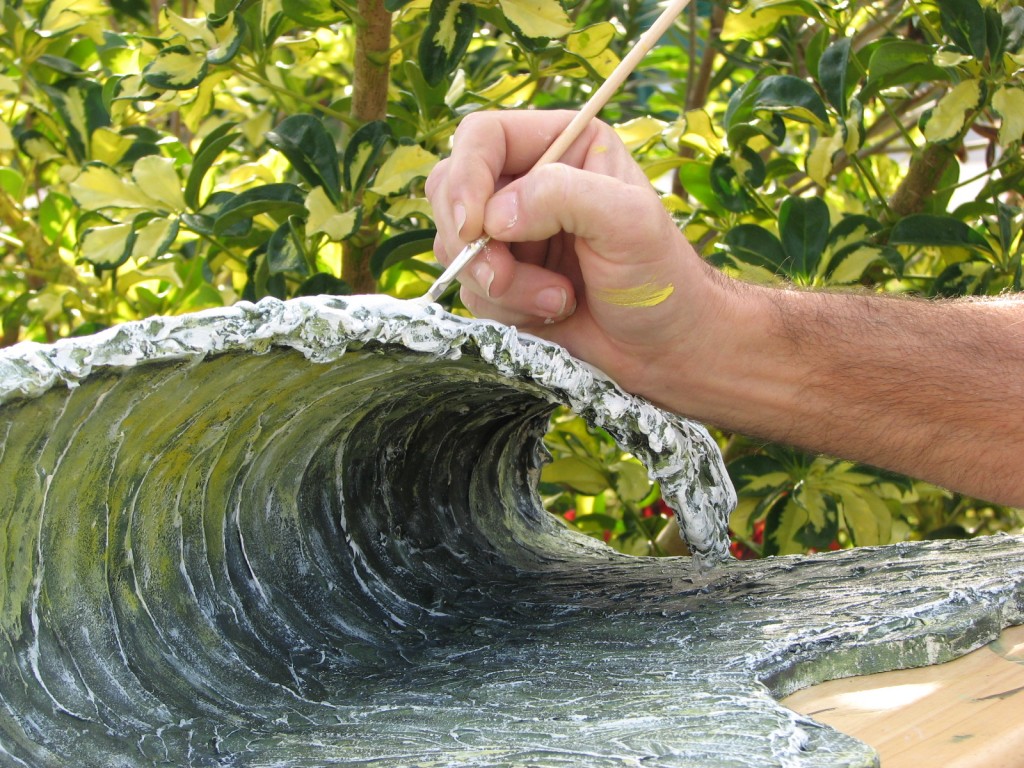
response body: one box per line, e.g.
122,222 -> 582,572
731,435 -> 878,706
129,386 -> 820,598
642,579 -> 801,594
783,624 -> 1024,767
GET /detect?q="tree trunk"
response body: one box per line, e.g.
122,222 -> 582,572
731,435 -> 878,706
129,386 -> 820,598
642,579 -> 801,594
346,0 -> 393,293
886,142 -> 957,221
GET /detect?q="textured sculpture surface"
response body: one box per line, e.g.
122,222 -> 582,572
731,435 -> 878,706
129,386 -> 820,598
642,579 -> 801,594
1,295 -> 1022,768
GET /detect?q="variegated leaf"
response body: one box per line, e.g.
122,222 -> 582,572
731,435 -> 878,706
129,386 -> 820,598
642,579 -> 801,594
143,45 -> 208,90
992,86 -> 1024,146
305,187 -> 361,241
369,145 -> 438,197
614,117 -> 666,152
131,156 -> 186,212
130,217 -> 180,264
923,78 -> 983,143
498,0 -> 573,39
71,164 -> 165,210
79,222 -> 134,268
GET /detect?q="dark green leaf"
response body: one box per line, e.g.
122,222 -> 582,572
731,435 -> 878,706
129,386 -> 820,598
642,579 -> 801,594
889,213 -> 994,254
186,122 -> 241,211
370,228 -> 437,278
342,121 -> 392,192
936,0 -> 987,58
267,114 -> 342,204
267,221 -> 309,275
818,37 -> 854,117
721,224 -> 788,274
728,453 -> 787,491
213,184 -> 307,235
726,115 -> 787,148
36,55 -> 87,76
734,145 -> 766,187
778,196 -> 830,281
863,41 -> 950,99
751,75 -> 830,131
182,191 -> 250,237
1004,6 -> 1024,54
986,5 -> 1004,59
419,0 -> 476,87
295,272 -> 352,296
710,154 -> 756,213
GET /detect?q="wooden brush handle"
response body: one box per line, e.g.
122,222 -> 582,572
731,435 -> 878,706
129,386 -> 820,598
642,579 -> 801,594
534,0 -> 693,167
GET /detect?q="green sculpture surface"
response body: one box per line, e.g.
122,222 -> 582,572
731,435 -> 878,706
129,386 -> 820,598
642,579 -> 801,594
1,295 -> 1022,767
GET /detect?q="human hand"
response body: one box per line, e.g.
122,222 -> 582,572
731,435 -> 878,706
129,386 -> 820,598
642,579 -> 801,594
425,109 -> 731,399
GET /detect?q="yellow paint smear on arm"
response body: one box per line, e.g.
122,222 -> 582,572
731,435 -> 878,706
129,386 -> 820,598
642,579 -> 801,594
592,282 -> 675,308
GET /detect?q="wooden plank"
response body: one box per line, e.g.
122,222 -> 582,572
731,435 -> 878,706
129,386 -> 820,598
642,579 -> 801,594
783,624 -> 1024,767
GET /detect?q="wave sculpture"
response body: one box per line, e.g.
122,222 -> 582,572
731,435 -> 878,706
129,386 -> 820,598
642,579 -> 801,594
1,295 -> 1023,768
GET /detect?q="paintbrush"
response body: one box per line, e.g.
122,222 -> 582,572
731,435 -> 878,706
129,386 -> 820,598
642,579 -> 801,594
413,0 -> 693,306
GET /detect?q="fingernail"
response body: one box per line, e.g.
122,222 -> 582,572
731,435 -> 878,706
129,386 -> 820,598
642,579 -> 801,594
536,287 -> 568,318
471,262 -> 494,298
454,203 -> 467,238
486,190 -> 519,233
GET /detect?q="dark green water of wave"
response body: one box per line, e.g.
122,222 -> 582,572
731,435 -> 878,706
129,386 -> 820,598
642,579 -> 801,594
1,297 -> 1021,767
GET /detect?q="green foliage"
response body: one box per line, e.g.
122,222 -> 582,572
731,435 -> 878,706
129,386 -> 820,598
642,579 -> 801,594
1,0 -> 1021,554
541,410 -> 673,556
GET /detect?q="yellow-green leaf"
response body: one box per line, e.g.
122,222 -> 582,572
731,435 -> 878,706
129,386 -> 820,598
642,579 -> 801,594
739,471 -> 791,493
667,109 -> 723,156
143,46 -> 208,90
806,129 -> 843,186
305,186 -> 360,241
474,73 -> 536,106
721,4 -> 794,42
614,117 -> 666,152
80,222 -> 133,267
828,245 -> 884,284
497,0 -> 573,39
567,22 -> 620,78
161,7 -> 214,47
842,493 -> 892,546
130,217 -> 179,264
924,79 -> 983,143
773,497 -> 810,555
382,196 -> 434,225
0,121 -> 13,152
132,156 -> 186,212
728,496 -> 760,539
71,165 -> 163,210
38,0 -> 108,38
91,128 -> 134,166
611,459 -> 651,503
567,21 -> 615,57
541,456 -> 609,496
992,86 -> 1024,147
370,145 -> 438,196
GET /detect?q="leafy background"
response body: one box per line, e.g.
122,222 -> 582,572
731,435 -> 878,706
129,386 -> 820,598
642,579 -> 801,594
2,0 -> 1022,557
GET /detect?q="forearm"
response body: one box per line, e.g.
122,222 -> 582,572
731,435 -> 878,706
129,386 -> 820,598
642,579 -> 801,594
651,283 -> 1024,506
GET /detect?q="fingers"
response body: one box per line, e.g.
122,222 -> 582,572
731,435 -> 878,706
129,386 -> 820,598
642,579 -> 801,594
426,110 -> 632,259
482,163 -> 670,267
459,251 -> 578,326
452,239 -> 576,321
